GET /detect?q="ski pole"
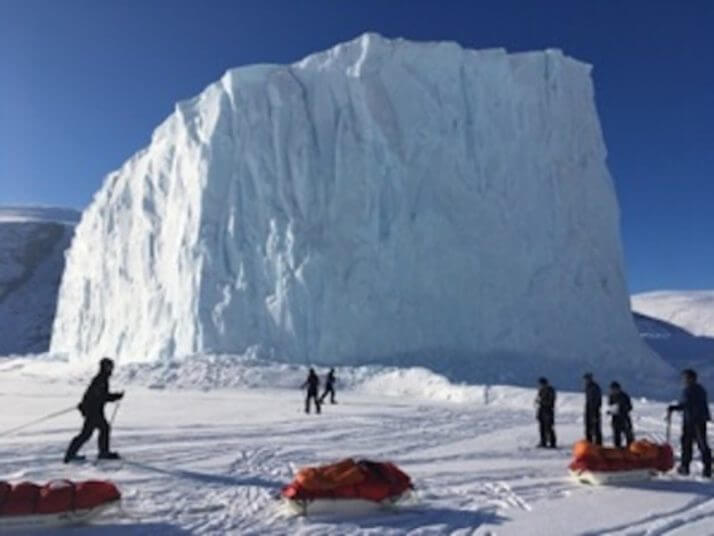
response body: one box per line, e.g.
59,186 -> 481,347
0,405 -> 77,438
109,400 -> 122,427
666,412 -> 672,445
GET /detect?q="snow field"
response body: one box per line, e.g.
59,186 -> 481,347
2,359 -> 714,535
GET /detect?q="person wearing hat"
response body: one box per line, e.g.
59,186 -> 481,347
583,373 -> 603,445
63,357 -> 124,463
535,377 -> 557,448
607,381 -> 634,448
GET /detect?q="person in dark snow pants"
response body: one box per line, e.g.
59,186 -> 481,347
536,377 -> 557,448
302,368 -> 321,414
583,373 -> 603,445
668,369 -> 712,477
608,381 -> 634,448
320,368 -> 337,405
64,357 -> 124,463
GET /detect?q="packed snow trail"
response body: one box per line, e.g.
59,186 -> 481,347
2,367 -> 714,534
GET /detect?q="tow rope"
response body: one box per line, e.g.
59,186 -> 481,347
0,406 -> 77,437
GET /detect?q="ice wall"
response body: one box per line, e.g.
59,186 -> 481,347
51,34 -> 668,386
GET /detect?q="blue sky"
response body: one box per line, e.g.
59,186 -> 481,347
1,0 -> 712,292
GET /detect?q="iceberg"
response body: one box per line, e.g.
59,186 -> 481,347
51,34 -> 667,387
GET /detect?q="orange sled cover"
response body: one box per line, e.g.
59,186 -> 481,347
569,440 -> 674,473
282,458 -> 412,502
0,480 -> 120,517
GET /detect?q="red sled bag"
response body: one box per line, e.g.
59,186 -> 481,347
281,458 -> 413,514
0,482 -> 41,516
569,440 -> 674,473
569,439 -> 674,485
0,479 -> 120,521
75,481 -> 121,510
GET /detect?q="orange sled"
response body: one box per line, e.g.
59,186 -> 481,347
0,479 -> 121,531
569,440 -> 674,485
281,458 -> 413,515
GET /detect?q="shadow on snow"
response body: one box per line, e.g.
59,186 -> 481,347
306,505 -> 509,532
124,460 -> 282,489
21,522 -> 192,535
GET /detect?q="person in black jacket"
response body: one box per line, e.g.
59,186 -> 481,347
536,377 -> 557,448
583,373 -> 603,445
302,368 -> 321,414
608,381 -> 634,448
320,368 -> 337,405
668,369 -> 712,477
64,357 -> 124,463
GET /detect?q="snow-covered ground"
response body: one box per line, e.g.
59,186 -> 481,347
2,357 -> 713,535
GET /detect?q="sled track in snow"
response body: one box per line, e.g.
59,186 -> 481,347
583,496 -> 714,536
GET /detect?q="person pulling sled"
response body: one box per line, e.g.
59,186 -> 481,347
668,369 -> 712,477
64,357 -> 124,463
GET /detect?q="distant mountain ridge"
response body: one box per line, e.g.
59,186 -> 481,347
632,291 -> 714,382
0,206 -> 79,355
0,206 -> 81,225
632,291 -> 714,338
633,311 -> 714,363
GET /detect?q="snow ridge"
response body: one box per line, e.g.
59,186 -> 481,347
632,291 -> 714,338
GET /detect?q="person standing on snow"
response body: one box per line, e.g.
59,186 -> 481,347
320,368 -> 337,405
668,369 -> 712,477
64,357 -> 124,463
583,373 -> 603,445
607,381 -> 634,448
302,368 -> 321,414
536,377 -> 557,448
